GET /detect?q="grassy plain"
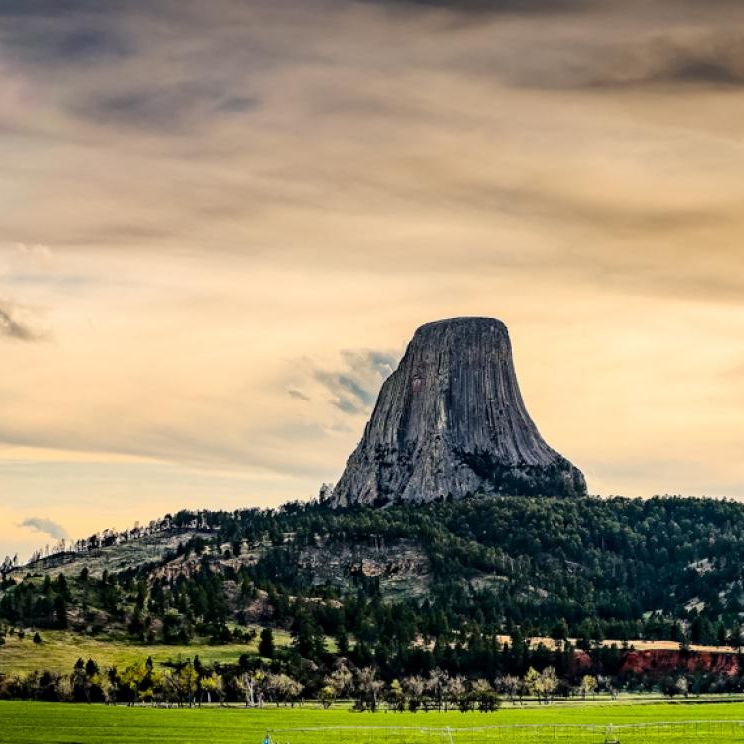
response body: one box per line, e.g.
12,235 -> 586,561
4,700 -> 744,744
0,629 -> 293,676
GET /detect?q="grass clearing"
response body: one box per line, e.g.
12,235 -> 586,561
5,700 -> 744,743
0,629 -> 293,676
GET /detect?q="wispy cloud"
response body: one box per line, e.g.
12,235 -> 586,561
288,387 -> 310,401
314,350 -> 399,415
577,33 -> 744,90
0,300 -> 45,342
20,517 -> 68,541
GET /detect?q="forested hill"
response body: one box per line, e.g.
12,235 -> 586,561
4,494 -> 744,656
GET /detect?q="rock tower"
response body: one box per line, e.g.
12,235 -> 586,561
331,317 -> 586,506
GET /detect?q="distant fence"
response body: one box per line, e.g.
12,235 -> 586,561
266,720 -> 744,743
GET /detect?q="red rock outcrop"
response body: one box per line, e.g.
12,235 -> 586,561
620,649 -> 740,677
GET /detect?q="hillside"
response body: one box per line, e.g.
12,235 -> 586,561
4,495 -> 744,648
5,494 -> 744,701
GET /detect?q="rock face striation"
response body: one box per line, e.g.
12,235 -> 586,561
331,317 -> 586,507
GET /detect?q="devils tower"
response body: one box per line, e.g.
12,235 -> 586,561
331,317 -> 586,507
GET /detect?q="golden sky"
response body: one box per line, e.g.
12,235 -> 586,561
2,0 -> 744,559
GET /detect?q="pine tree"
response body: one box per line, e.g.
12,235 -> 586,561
258,627 -> 275,658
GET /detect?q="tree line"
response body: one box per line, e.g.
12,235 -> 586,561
1,645 -> 739,707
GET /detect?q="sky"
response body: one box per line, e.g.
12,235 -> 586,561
2,0 -> 744,560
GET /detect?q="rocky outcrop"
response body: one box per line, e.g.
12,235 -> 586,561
620,649 -> 740,678
331,317 -> 586,507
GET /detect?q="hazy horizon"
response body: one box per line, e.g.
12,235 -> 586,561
3,0 -> 744,560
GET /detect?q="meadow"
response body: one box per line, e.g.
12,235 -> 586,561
0,628 -> 293,676
4,700 -> 744,744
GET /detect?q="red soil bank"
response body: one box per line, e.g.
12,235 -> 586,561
620,649 -> 741,677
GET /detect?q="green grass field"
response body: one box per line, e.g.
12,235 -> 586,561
0,628 -> 293,676
4,700 -> 744,744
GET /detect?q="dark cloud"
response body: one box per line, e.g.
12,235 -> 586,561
53,28 -> 128,62
76,83 -> 260,132
367,0 -> 744,20
1,26 -> 130,65
315,370 -> 374,414
331,395 -> 368,415
20,517 -> 68,541
54,29 -> 127,60
77,87 -> 201,131
314,350 -> 399,415
0,0 -> 113,16
0,302 -> 44,342
527,33 -> 744,91
661,59 -> 744,87
587,39 -> 744,90
216,96 -> 260,114
363,0 -> 589,14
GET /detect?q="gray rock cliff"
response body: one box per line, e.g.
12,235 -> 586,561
331,317 -> 586,506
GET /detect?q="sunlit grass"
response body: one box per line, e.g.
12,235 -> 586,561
0,627 -> 293,676
4,700 -> 744,744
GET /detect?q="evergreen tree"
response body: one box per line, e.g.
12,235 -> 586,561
258,627 -> 275,659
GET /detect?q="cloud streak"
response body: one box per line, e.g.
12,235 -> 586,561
288,388 -> 310,401
574,34 -> 744,91
365,0 -> 590,14
20,517 -> 69,541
